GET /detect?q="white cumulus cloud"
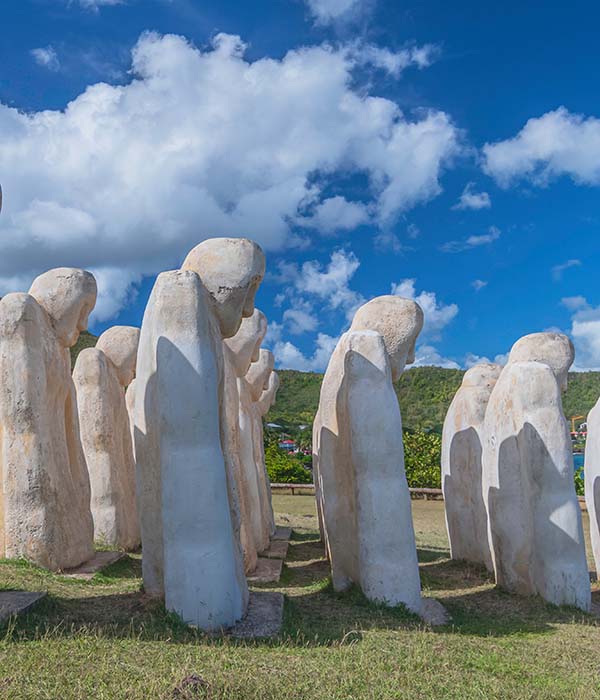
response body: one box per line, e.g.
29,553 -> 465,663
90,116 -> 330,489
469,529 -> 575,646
483,107 -> 600,187
270,333 -> 339,372
441,225 -> 501,253
391,278 -> 458,339
305,0 -> 365,24
452,182 -> 491,210
0,32 -> 460,316
31,46 -> 60,71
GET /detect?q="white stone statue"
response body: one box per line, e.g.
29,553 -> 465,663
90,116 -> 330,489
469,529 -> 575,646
134,237 -> 264,630
0,268 -> 97,571
256,370 -> 280,418
235,348 -> 274,554
248,349 -> 277,540
74,325 -> 140,551
313,295 -> 424,613
442,363 -> 502,570
223,309 -> 268,572
585,397 -> 600,578
482,332 -> 590,611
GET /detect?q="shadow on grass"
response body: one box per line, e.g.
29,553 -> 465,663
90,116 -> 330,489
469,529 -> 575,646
2,534 -> 596,649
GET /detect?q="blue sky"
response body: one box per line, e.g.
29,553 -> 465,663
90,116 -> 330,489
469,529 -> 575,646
1,0 -> 600,371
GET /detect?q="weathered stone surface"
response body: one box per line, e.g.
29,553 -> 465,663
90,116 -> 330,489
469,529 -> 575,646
249,351 -> 277,540
227,591 -> 284,639
420,598 -> 450,626
482,334 -> 590,611
0,268 -> 96,571
585,397 -> 600,578
223,310 -> 268,572
442,363 -> 502,571
0,591 -> 47,625
313,296 -> 424,614
62,550 -> 125,580
74,326 -> 140,550
182,237 -> 265,339
134,238 -> 264,631
263,539 -> 289,560
272,526 -> 291,542
247,557 -> 283,584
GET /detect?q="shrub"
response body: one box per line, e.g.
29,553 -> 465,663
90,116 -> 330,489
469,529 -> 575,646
574,466 -> 585,496
403,430 -> 442,489
265,444 -> 313,484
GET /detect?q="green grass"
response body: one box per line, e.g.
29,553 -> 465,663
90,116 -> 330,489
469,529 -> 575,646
1,496 -> 600,699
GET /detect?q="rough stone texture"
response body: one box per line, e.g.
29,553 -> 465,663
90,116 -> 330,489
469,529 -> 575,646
135,268 -> 248,630
482,348 -> 590,611
182,237 -> 265,339
0,268 -> 96,571
74,326 -> 140,550
222,310 -> 268,572
227,591 -> 284,639
442,363 -> 502,571
272,526 -> 291,541
263,539 -> 289,560
250,353 -> 277,540
247,557 -> 283,584
62,550 -> 125,580
313,296 -> 424,614
238,376 -> 271,554
585,396 -> 600,578
0,591 -> 47,625
507,332 -> 574,392
256,371 -> 280,418
125,378 -> 136,459
420,598 -> 450,626
134,238 -> 264,631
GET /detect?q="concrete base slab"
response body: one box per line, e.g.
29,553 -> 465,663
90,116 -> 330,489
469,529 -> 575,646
262,540 -> 289,560
62,551 -> 125,580
228,591 -> 284,639
273,526 -> 292,541
420,598 -> 450,626
0,591 -> 47,625
248,557 -> 283,584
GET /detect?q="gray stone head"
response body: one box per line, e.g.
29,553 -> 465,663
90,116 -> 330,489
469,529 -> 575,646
182,237 -> 266,339
462,363 -> 503,390
223,309 -> 267,378
29,267 -> 97,348
349,295 -> 424,382
96,326 -> 140,387
508,332 -> 574,392
246,348 -> 275,402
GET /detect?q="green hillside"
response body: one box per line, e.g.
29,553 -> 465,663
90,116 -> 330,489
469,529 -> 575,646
70,330 -> 98,368
267,366 -> 600,434
69,335 -> 600,435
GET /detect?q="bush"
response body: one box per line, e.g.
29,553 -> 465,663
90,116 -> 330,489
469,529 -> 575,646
574,466 -> 585,496
403,430 -> 442,489
265,444 -> 313,484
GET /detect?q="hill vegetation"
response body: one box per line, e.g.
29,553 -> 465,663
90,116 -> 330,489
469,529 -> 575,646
267,366 -> 600,434
70,332 -> 600,436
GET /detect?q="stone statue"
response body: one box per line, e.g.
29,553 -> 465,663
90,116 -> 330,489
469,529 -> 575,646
248,349 -> 276,540
256,370 -> 280,418
74,325 -> 140,550
585,397 -> 600,578
134,238 -> 264,630
442,363 -> 502,570
223,309 -> 268,572
313,295 -> 424,613
482,332 -> 590,611
0,268 -> 97,571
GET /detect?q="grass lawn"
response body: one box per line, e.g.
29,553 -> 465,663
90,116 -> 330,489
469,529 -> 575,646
1,495 -> 600,699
